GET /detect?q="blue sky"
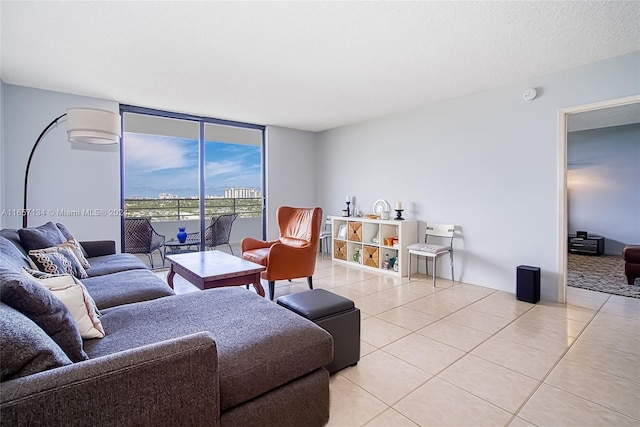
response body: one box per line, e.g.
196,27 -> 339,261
124,132 -> 261,198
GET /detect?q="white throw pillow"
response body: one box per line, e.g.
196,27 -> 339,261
23,271 -> 105,339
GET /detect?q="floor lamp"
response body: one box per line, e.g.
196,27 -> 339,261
23,108 -> 121,228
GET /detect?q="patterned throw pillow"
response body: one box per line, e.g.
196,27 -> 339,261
56,223 -> 89,258
29,246 -> 89,279
59,237 -> 91,269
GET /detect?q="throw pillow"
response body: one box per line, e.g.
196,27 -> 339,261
59,237 -> 91,269
0,268 -> 88,362
0,303 -> 73,381
56,223 -> 90,259
29,246 -> 89,279
18,221 -> 67,252
23,270 -> 104,340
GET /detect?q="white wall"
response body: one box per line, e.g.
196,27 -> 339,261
265,126 -> 319,240
317,51 -> 640,301
568,124 -> 640,254
1,84 -> 122,245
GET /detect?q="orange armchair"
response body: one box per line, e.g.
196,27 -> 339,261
241,206 -> 323,300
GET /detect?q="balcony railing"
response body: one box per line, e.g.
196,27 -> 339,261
124,197 -> 262,221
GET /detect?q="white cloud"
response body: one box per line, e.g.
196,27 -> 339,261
124,133 -> 194,172
204,160 -> 243,178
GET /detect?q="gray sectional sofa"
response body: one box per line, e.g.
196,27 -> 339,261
0,223 -> 333,426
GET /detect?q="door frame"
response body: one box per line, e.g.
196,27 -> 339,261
556,94 -> 640,303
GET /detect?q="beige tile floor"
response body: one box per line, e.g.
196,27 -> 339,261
149,249 -> 640,427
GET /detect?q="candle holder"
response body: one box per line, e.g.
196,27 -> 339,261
394,209 -> 404,221
346,201 -> 351,217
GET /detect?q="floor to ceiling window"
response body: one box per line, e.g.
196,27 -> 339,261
120,106 -> 265,252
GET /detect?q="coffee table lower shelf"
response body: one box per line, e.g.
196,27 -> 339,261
166,250 -> 266,297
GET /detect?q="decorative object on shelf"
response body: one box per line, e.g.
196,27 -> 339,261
337,224 -> 347,239
345,195 -> 351,217
22,108 -> 121,228
365,214 -> 379,219
355,205 -> 363,217
373,199 -> 391,220
393,255 -> 399,272
177,227 -> 188,243
353,247 -> 361,263
383,253 -> 390,270
394,209 -> 404,221
396,201 -> 403,210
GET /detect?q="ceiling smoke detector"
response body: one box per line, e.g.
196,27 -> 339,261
523,88 -> 538,101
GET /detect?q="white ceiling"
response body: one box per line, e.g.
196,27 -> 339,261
1,1 -> 639,132
568,103 -> 640,132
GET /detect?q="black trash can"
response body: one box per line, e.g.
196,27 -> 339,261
516,265 -> 540,303
277,289 -> 360,374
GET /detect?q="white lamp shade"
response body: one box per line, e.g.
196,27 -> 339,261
66,108 -> 121,144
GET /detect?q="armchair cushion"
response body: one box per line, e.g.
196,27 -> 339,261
279,237 -> 309,248
241,247 -> 270,266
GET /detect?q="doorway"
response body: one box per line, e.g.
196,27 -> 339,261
557,95 -> 640,303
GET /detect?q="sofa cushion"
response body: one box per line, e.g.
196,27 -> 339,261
83,288 -> 333,411
0,268 -> 88,362
0,303 -> 73,381
25,271 -> 105,339
0,235 -> 33,271
28,246 -> 89,279
85,253 -> 149,277
18,221 -> 67,252
81,269 -> 175,310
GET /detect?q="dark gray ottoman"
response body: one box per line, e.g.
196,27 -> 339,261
277,289 -> 360,374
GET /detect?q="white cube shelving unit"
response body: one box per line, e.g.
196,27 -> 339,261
330,216 -> 417,277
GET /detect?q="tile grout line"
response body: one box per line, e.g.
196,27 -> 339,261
505,293 -> 616,425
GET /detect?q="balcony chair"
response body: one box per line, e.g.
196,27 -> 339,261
202,213 -> 238,254
407,223 -> 455,287
241,206 -> 323,300
123,217 -> 165,268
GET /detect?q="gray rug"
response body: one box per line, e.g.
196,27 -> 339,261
568,254 -> 640,299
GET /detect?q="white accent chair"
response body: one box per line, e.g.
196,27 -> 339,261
319,218 -> 332,260
407,223 -> 455,286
